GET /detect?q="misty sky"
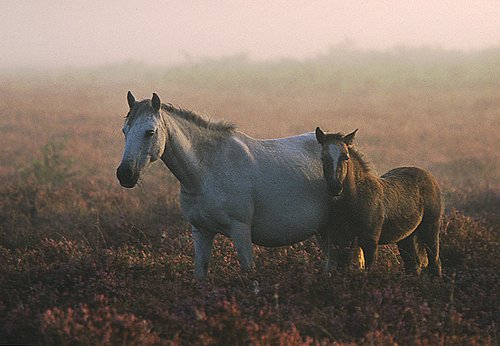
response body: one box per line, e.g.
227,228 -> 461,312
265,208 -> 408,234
1,1 -> 499,68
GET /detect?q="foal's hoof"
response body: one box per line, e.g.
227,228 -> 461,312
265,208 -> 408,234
429,269 -> 443,280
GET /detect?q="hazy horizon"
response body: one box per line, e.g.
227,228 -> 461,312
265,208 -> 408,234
1,1 -> 499,69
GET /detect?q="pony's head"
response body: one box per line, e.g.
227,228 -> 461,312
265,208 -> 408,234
116,91 -> 167,188
315,127 -> 358,197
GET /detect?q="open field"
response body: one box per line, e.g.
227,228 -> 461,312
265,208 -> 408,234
0,47 -> 499,344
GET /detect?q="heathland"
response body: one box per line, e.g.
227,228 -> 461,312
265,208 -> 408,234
0,47 -> 498,344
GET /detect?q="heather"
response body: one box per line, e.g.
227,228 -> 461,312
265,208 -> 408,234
0,47 -> 498,344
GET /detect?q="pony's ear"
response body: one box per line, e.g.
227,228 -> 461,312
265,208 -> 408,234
127,91 -> 136,109
343,129 -> 358,146
151,93 -> 161,112
315,127 -> 326,144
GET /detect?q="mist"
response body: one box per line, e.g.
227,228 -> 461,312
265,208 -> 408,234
1,1 -> 499,69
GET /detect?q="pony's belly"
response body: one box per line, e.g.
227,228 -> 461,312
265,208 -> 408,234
251,224 -> 318,247
250,203 -> 329,247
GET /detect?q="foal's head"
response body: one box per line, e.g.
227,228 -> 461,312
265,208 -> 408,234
315,127 -> 358,197
116,92 -> 167,188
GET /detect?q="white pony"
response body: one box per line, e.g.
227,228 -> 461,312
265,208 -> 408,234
117,92 -> 336,279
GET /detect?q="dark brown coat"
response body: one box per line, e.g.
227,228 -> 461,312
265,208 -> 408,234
316,127 -> 442,276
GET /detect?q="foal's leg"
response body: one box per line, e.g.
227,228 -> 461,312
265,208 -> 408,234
420,219 -> 442,277
360,230 -> 380,269
397,235 -> 420,274
230,222 -> 254,272
362,240 -> 378,269
415,237 -> 429,270
336,237 -> 358,270
192,227 -> 215,280
359,214 -> 384,269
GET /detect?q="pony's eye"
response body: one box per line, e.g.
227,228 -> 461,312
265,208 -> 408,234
145,129 -> 155,138
340,154 -> 349,161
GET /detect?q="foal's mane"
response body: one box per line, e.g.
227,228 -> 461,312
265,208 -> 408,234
325,132 -> 375,174
125,100 -> 236,134
349,147 -> 375,174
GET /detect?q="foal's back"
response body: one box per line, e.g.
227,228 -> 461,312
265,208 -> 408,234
377,166 -> 442,244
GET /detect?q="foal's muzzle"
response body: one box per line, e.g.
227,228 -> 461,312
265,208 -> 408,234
116,165 -> 139,188
328,180 -> 344,197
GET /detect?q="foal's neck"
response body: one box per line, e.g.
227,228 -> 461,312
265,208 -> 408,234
344,150 -> 372,199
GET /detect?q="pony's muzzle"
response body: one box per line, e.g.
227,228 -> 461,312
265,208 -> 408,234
116,164 -> 138,188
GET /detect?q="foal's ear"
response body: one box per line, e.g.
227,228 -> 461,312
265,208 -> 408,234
127,91 -> 136,109
315,127 -> 326,144
343,129 -> 358,146
151,93 -> 161,112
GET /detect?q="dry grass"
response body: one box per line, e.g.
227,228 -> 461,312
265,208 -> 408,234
0,48 -> 498,344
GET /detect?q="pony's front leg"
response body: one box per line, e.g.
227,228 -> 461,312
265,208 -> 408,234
192,227 -> 215,280
230,222 -> 254,272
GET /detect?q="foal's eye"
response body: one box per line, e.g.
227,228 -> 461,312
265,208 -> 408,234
340,154 -> 349,161
145,129 -> 155,138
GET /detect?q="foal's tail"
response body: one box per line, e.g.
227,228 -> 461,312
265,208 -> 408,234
439,188 -> 446,232
421,172 -> 443,277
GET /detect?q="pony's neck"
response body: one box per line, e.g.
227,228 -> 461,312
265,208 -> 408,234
160,111 -> 226,193
160,112 -> 202,191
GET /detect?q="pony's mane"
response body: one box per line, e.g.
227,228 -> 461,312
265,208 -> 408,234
125,100 -> 236,134
162,103 -> 236,133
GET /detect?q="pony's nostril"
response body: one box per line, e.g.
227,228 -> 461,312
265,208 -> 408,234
116,165 -> 137,187
116,166 -> 128,180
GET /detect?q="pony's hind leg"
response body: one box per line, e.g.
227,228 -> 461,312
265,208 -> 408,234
397,235 -> 421,274
316,233 -> 339,272
230,222 -> 254,272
